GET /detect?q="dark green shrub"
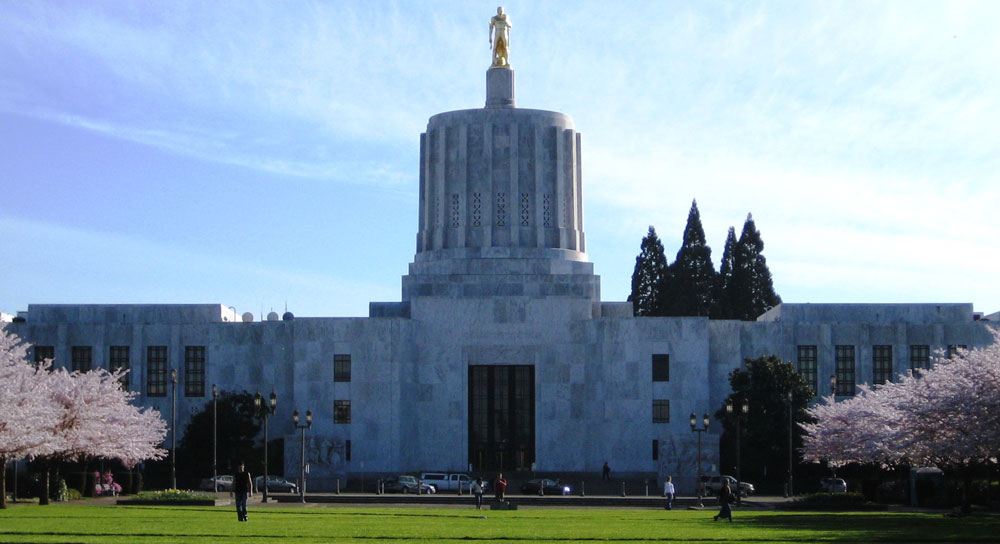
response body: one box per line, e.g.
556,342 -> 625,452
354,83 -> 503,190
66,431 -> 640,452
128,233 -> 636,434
876,479 -> 908,504
26,473 -> 68,501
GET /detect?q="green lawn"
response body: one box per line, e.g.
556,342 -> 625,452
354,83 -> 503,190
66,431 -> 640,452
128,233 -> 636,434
1,505 -> 998,543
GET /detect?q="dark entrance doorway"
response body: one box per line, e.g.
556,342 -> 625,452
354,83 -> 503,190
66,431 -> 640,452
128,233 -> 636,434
468,365 -> 535,472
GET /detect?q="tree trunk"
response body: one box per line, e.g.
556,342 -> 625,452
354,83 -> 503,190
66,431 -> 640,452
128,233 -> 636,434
962,468 -> 972,514
1,457 -> 8,509
39,459 -> 50,506
80,458 -> 88,497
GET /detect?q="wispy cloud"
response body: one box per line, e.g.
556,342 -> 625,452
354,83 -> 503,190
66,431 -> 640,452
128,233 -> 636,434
1,1 -> 998,314
0,215 -> 394,316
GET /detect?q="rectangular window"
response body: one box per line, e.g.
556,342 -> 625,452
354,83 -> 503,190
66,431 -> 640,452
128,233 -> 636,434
947,345 -> 967,359
109,346 -> 130,388
184,346 -> 205,397
652,354 -> 669,382
797,345 -> 818,394
34,345 -> 54,367
652,399 -> 670,423
652,439 -> 659,461
334,354 -> 351,382
71,346 -> 92,372
872,345 -> 893,385
334,400 -> 351,424
910,345 -> 930,373
147,346 -> 168,397
345,439 -> 351,461
835,345 -> 855,396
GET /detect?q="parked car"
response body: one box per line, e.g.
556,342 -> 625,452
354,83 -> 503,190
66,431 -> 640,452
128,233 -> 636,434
199,474 -> 233,492
254,475 -> 298,493
699,475 -> 754,497
383,475 -> 435,494
420,472 -> 472,492
820,477 -> 847,493
519,478 -> 571,495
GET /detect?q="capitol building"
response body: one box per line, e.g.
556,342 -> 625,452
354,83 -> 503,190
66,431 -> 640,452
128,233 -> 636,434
5,19 -> 996,493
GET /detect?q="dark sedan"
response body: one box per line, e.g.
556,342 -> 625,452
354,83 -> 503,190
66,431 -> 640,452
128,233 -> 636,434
519,478 -> 571,495
254,475 -> 298,493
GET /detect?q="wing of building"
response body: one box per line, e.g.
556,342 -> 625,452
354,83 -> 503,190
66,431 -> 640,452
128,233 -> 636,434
5,44 -> 996,495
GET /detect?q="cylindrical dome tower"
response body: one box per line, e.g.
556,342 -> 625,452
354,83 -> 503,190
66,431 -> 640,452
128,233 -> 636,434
402,65 -> 598,303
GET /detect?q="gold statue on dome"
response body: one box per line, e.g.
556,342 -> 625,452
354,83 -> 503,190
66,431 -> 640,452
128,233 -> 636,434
489,6 -> 512,67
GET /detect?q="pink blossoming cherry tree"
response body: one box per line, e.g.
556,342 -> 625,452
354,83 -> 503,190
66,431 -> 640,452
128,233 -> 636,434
0,329 -> 167,508
802,329 -> 1000,509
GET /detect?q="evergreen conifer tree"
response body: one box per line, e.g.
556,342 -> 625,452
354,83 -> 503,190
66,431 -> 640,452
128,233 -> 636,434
667,200 -> 717,316
730,214 -> 782,320
628,226 -> 669,316
712,226 -> 738,319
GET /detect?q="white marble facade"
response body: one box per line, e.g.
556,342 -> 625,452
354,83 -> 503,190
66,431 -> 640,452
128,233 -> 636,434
5,66 -> 997,493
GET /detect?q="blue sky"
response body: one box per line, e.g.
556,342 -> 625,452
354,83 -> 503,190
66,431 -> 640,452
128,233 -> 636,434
2,1 -> 998,318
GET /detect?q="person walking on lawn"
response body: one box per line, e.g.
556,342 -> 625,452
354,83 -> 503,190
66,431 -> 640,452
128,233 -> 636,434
472,477 -> 485,510
714,479 -> 733,522
662,475 -> 675,510
234,462 -> 253,522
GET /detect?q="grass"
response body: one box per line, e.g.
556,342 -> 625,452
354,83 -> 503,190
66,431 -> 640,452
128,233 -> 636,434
1,504 -> 998,543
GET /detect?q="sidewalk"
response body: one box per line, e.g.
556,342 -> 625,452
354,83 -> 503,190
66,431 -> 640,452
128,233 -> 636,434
10,491 -> 797,510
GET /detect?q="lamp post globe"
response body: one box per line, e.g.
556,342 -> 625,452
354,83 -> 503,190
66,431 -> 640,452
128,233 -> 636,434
170,369 -> 178,490
293,409 -> 314,503
786,391 -> 794,497
726,398 -> 749,504
690,411 -> 709,507
255,391 -> 277,503
212,384 -> 218,491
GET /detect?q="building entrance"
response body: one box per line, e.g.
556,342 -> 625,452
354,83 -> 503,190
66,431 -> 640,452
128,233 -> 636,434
468,365 -> 535,472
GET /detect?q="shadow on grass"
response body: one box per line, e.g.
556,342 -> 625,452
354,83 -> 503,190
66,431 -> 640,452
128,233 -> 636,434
736,512 -> 1000,543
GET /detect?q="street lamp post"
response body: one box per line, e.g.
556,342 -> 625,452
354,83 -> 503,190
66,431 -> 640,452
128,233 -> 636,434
170,369 -> 178,490
212,384 -> 218,492
689,412 -> 710,508
293,409 -> 313,503
726,398 -> 749,505
786,391 -> 794,497
255,391 -> 277,503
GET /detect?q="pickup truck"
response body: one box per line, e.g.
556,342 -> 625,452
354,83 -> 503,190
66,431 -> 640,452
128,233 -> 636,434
699,475 -> 755,497
420,472 -> 473,492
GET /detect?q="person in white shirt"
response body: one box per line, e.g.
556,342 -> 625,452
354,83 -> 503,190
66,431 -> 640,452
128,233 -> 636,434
471,477 -> 485,510
663,475 -> 675,510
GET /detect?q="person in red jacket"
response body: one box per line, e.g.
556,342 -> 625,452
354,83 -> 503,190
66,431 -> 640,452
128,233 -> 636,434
494,473 -> 508,502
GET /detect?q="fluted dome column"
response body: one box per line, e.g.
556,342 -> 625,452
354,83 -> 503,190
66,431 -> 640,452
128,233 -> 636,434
403,63 -> 598,304
416,67 -> 585,262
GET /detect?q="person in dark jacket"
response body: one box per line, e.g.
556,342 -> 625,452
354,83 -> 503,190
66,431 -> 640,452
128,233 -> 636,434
234,463 -> 253,521
714,480 -> 733,522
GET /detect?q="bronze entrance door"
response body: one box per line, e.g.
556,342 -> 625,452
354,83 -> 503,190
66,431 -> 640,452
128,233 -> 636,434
468,365 -> 535,472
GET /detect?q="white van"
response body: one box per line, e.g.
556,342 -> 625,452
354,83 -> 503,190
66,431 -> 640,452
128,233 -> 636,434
420,472 -> 472,492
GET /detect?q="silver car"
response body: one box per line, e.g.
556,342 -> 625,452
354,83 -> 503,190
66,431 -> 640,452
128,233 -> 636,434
199,474 -> 233,492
